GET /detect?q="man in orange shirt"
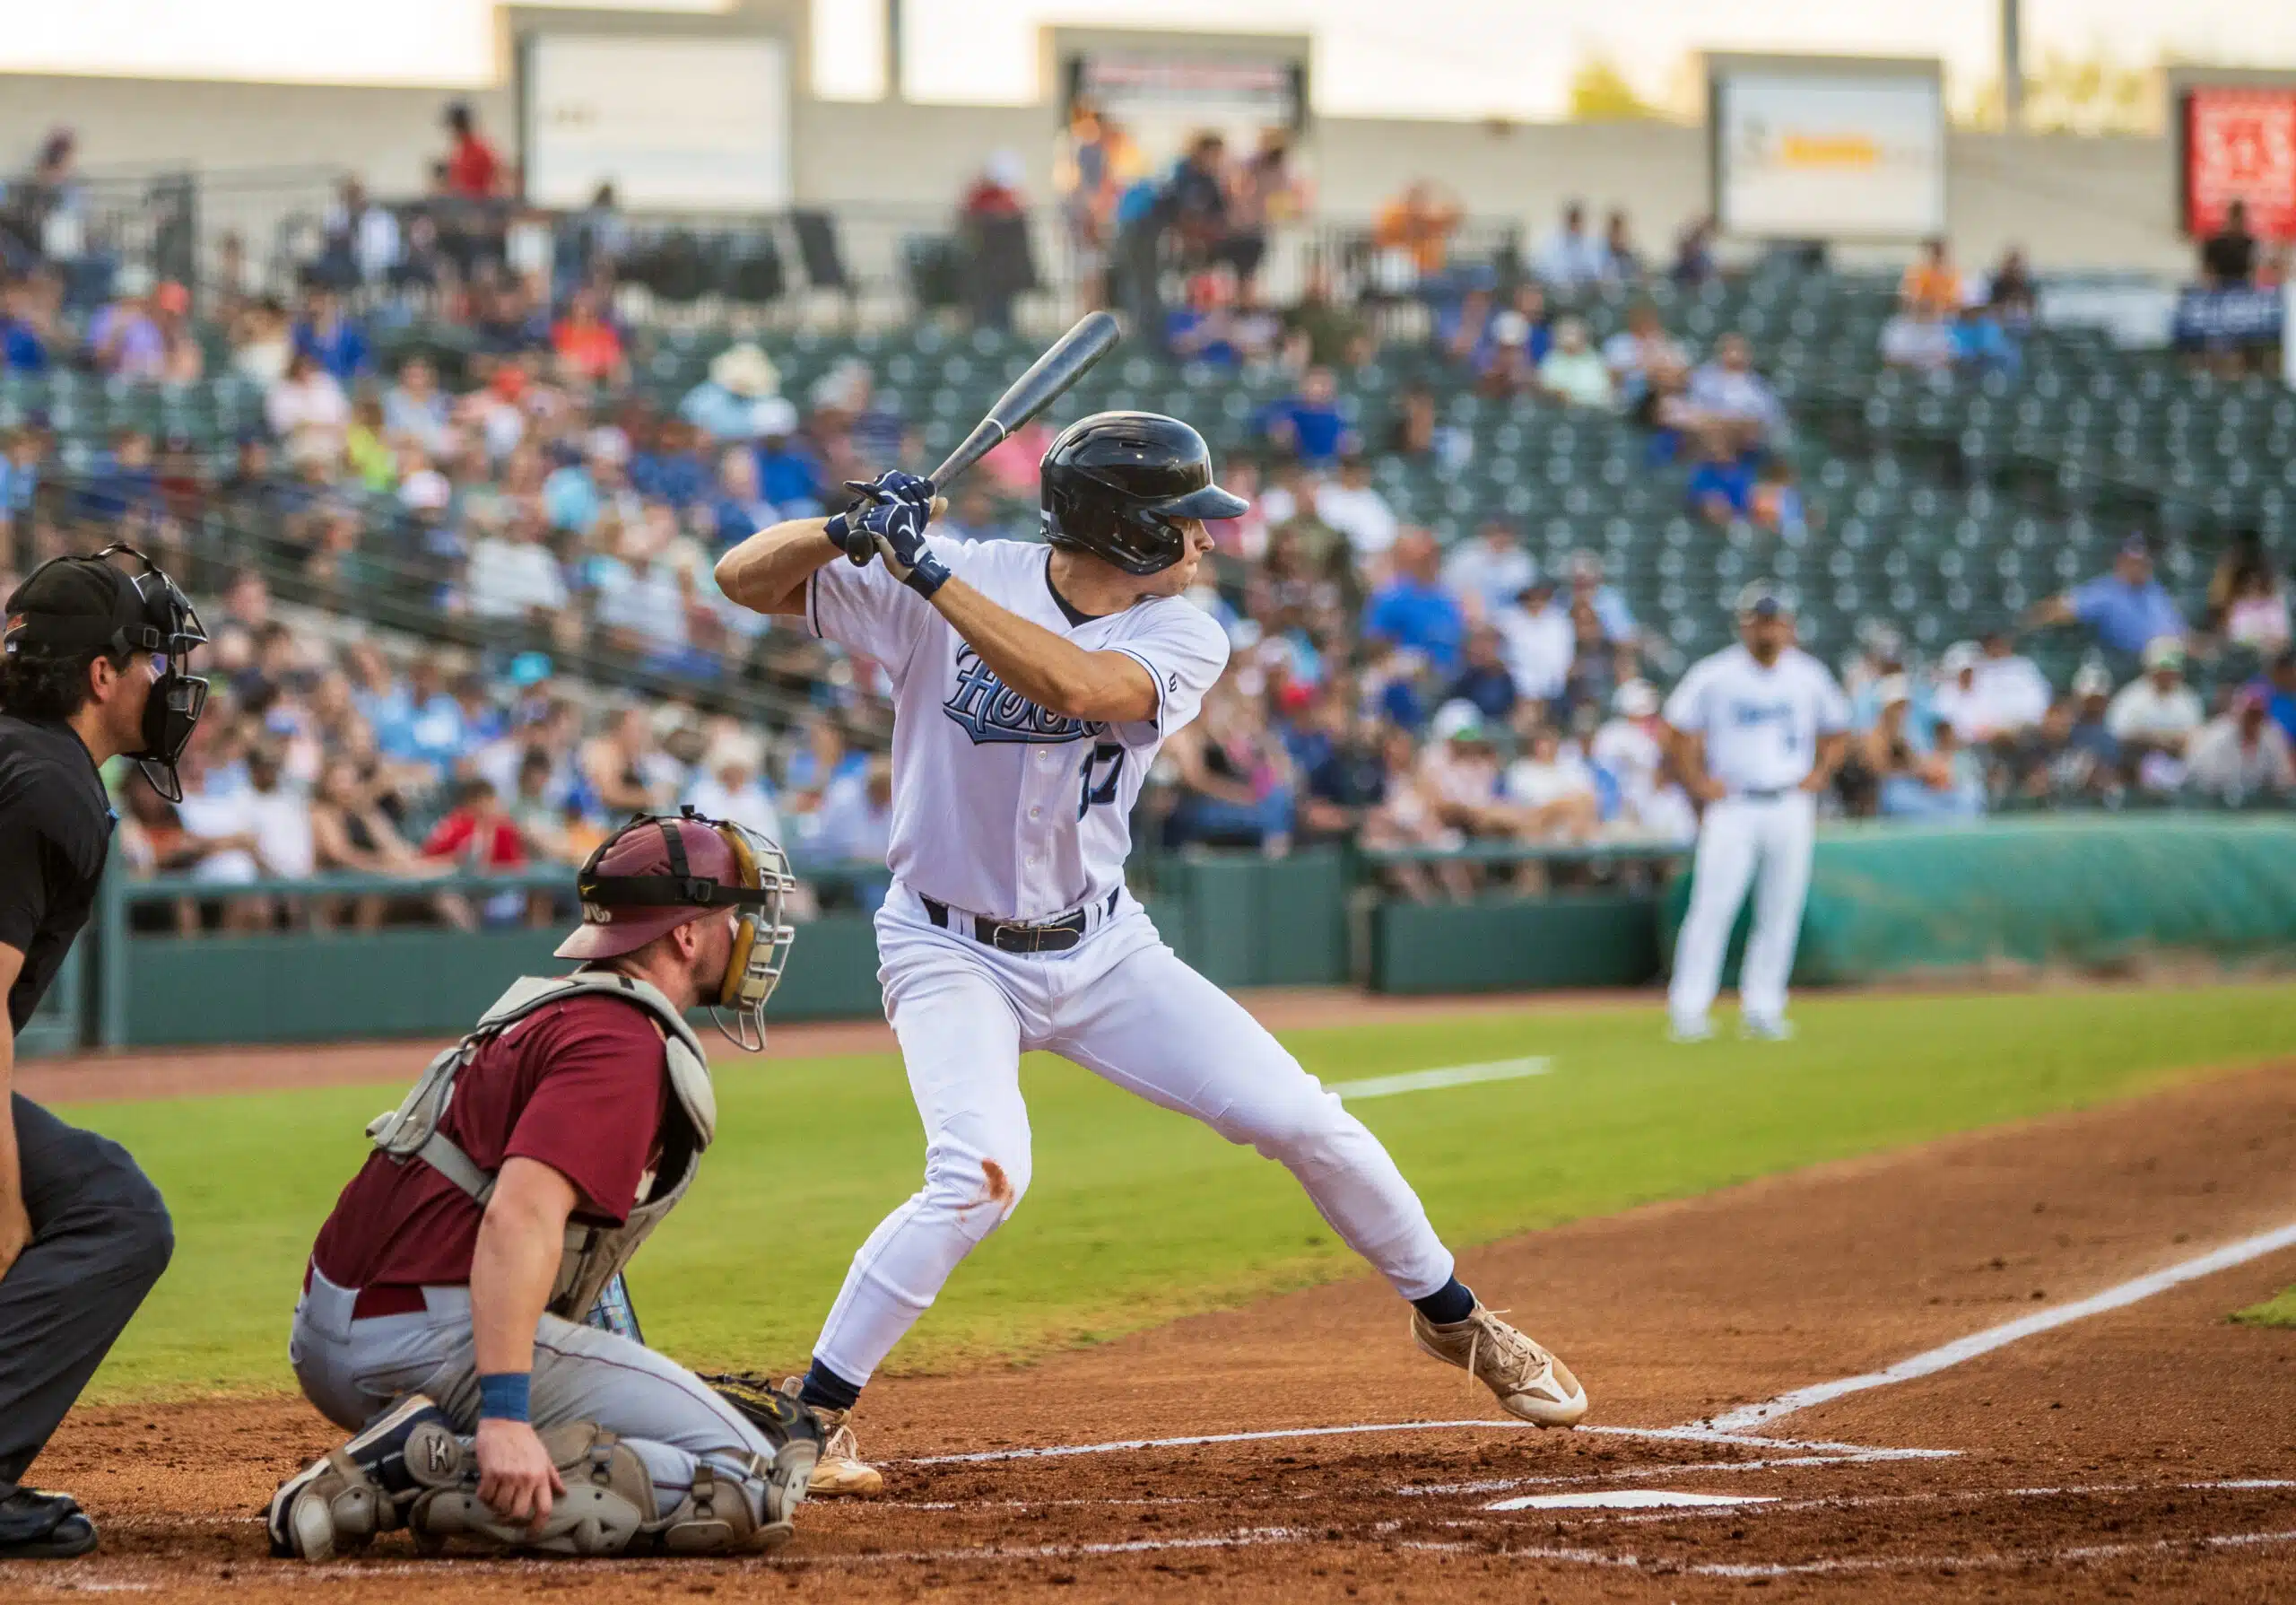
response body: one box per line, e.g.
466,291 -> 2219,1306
1899,236 -> 1963,320
1373,182 -> 1465,279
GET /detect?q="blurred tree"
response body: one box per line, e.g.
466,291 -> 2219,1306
1569,55 -> 1661,122
1962,50 -> 2161,135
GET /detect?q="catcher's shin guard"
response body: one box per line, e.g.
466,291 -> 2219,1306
407,1422 -> 653,1557
266,1394 -> 463,1560
405,1421 -> 814,1557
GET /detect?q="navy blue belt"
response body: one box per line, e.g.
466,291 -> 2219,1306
1733,786 -> 1791,801
922,889 -> 1119,954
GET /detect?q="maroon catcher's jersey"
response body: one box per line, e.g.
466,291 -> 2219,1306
310,994 -> 669,1291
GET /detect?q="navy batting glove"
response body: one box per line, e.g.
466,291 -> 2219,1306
859,498 -> 950,597
824,497 -> 878,566
843,470 -> 936,510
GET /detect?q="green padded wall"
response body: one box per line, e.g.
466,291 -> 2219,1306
1660,816 -> 2296,985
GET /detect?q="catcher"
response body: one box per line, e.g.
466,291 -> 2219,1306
266,810 -> 821,1560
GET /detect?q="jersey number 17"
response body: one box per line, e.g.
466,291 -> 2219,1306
1078,741 -> 1124,818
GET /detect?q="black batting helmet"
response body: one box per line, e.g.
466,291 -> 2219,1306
1039,411 -> 1248,575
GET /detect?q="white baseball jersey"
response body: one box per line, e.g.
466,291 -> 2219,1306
1663,644 -> 1849,793
806,536 -> 1230,920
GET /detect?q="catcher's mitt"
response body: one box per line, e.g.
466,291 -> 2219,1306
700,1372 -> 828,1457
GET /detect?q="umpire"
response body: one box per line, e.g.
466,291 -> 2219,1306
0,544 -> 207,1558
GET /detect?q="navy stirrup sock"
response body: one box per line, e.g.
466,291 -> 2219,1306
1412,1277 -> 1477,1326
797,1357 -> 863,1414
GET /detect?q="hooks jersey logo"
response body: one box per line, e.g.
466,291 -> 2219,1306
942,645 -> 1094,746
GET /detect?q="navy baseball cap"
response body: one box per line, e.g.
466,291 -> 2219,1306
1734,580 -> 1789,620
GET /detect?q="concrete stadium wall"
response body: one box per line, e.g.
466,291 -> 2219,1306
0,68 -> 2184,272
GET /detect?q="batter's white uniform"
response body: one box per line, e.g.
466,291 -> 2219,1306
804,536 -> 1457,1386
1662,644 -> 1849,1034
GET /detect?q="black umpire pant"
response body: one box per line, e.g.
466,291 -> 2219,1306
0,1095 -> 173,1488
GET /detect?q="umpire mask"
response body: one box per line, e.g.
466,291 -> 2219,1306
559,807 -> 799,1051
3,543 -> 210,802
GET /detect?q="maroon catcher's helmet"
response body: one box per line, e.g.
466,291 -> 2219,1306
556,808 -> 797,1049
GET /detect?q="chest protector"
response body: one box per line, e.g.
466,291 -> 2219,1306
364,972 -> 714,1320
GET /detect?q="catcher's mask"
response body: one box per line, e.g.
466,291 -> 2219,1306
556,807 -> 798,1051
4,542 -> 210,802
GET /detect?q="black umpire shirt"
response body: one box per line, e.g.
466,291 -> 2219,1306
0,713 -> 114,1034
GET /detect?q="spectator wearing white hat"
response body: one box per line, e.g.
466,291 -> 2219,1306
1592,679 -> 1696,843
686,729 -> 784,846
2187,687 -> 2296,802
680,343 -> 783,442
2105,639 -> 2205,790
1929,641 -> 1991,745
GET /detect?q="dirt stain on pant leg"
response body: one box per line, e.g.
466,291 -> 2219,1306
979,1159 -> 1013,1208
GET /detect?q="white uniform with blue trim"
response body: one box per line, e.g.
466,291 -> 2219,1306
802,536 -> 1457,1386
1661,643 -> 1850,1034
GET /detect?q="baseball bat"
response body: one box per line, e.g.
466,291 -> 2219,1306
928,310 -> 1121,489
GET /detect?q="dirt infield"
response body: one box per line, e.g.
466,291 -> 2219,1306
10,1059 -> 2295,1601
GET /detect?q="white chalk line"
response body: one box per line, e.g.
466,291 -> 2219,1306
1330,1057 -> 1552,1102
1474,1476 -> 2296,1520
1704,1216 -> 2296,1433
905,1417 -> 1945,1467
1394,1528 -> 2296,1578
1403,1448 -> 1950,1498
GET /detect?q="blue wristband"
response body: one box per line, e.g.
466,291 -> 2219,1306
904,550 -> 952,598
478,1372 -> 531,1423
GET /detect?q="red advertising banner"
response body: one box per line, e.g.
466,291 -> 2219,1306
2184,87 -> 2296,241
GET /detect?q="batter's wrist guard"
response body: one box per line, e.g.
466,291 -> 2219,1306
477,1373 -> 531,1423
902,549 -> 952,598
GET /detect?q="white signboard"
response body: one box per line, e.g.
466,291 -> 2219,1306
525,34 -> 791,212
1714,66 -> 1945,240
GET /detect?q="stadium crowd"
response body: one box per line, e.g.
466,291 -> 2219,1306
3,115 -> 2293,924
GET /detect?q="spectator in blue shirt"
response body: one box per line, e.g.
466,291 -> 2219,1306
630,416 -> 710,510
1687,438 -> 1753,524
1951,302 -> 2020,378
1443,624 -> 1518,722
0,275 -> 51,372
292,289 -> 371,384
1363,528 -> 1467,672
1265,365 -> 1355,467
2030,537 -> 2186,656
2252,650 -> 2296,746
0,427 -> 44,518
753,399 -> 824,515
75,429 -> 161,523
709,444 -> 778,548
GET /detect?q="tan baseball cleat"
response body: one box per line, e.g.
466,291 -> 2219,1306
1412,1304 -> 1588,1427
779,1379 -> 883,1497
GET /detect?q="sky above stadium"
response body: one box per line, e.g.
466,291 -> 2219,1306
8,0 -> 2296,116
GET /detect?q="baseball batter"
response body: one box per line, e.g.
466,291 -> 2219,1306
266,812 -> 822,1561
1662,583 -> 1849,1042
717,411 -> 1587,1496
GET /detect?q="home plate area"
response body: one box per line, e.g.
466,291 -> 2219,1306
12,1062 -> 2296,1603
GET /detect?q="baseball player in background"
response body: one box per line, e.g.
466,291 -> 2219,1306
266,812 -> 822,1561
717,412 -> 1587,1496
1662,582 -> 1849,1042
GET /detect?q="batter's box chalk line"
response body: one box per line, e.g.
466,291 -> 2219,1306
1699,1216 -> 2296,1434
901,1417 -> 1944,1467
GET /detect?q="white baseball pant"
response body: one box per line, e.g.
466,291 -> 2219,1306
810,883 -> 1457,1386
1667,791 -> 1816,1032
290,1269 -> 785,1526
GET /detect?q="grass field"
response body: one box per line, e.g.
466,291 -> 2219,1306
2232,1287 -> 2296,1327
64,982 -> 2296,1402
